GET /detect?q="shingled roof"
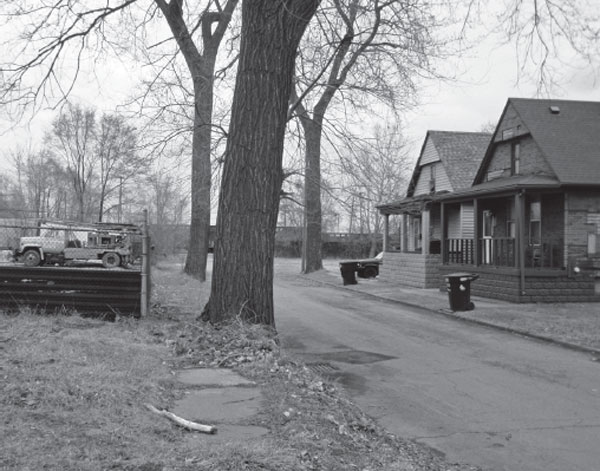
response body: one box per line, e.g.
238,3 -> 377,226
475,98 -> 600,186
406,131 -> 491,197
430,131 -> 492,190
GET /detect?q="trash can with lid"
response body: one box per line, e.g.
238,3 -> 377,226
339,261 -> 358,285
445,272 -> 479,311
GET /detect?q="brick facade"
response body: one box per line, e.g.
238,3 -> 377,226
439,265 -> 600,303
381,252 -> 441,288
566,190 -> 600,260
487,135 -> 554,180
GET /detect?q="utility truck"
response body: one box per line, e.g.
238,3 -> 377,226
14,222 -> 142,269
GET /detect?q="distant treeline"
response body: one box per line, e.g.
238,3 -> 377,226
149,224 -> 381,259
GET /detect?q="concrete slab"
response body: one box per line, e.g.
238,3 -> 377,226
177,368 -> 255,387
173,387 -> 262,422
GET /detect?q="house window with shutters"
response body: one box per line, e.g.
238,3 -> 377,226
429,164 -> 436,193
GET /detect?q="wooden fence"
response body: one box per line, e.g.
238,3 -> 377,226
0,266 -> 143,318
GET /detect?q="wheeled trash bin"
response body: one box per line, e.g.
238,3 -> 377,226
339,261 -> 358,285
445,272 -> 479,311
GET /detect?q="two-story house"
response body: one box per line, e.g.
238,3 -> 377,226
437,98 -> 600,302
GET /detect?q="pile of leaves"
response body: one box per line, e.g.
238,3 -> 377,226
149,303 -> 280,368
148,301 -> 480,471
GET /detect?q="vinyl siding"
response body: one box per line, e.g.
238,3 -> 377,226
447,206 -> 461,239
414,162 -> 453,196
461,203 -> 474,238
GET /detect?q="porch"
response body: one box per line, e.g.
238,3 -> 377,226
440,189 -> 567,269
438,189 -> 599,303
444,237 -> 563,269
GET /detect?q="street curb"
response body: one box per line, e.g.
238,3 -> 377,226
306,274 -> 600,358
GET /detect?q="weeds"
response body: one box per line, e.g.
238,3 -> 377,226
0,261 -> 479,470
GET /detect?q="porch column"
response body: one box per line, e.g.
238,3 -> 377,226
383,214 -> 389,252
422,208 -> 430,255
473,198 -> 480,266
400,213 -> 407,252
441,202 -> 447,264
516,191 -> 526,295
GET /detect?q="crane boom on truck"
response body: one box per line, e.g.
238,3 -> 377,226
14,221 -> 142,269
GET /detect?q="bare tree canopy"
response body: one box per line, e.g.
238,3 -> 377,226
51,103 -> 97,221
465,0 -> 600,91
291,0 -> 446,273
0,1 -> 138,115
0,0 -> 239,281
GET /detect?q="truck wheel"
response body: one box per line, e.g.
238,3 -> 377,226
102,252 -> 121,269
363,266 -> 378,278
23,249 -> 41,267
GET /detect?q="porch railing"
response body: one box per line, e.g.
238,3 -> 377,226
444,238 -> 564,269
445,238 -> 475,264
480,238 -> 516,267
524,242 -> 563,269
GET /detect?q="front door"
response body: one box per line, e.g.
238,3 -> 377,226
409,216 -> 422,252
482,210 -> 494,264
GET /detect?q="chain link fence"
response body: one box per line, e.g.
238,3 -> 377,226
0,214 -> 151,317
0,217 -> 144,269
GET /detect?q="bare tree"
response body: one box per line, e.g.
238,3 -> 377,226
203,0 -> 320,325
290,0 -> 443,273
337,124 -> 412,255
0,0 -> 238,280
146,166 -> 189,255
95,113 -> 145,221
8,147 -> 72,219
154,0 -> 238,281
50,103 -> 97,221
465,0 -> 600,91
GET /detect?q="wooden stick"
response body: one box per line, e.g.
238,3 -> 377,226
145,403 -> 217,434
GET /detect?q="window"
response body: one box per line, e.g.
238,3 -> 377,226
429,164 -> 436,192
502,128 -> 515,140
511,142 -> 520,175
529,197 -> 541,245
506,201 -> 516,238
483,210 -> 494,238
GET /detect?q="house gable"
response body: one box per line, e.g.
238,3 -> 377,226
408,131 -> 490,198
476,98 -> 600,186
412,137 -> 453,196
478,101 -> 556,183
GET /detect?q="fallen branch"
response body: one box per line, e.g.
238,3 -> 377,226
145,403 -> 217,434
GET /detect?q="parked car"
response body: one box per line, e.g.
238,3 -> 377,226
339,252 -> 383,279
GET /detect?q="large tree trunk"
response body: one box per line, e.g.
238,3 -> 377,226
205,0 -> 319,325
184,69 -> 215,281
157,0 -> 238,281
301,118 -> 323,273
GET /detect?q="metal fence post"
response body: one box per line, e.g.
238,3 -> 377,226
141,209 -> 151,317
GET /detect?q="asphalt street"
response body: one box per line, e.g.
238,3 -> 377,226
274,271 -> 600,471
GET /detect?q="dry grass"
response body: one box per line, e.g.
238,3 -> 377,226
0,259 -> 479,471
452,302 -> 600,352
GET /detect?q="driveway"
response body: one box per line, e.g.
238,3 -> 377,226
273,265 -> 600,471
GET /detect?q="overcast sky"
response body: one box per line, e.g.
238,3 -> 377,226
1,6 -> 599,169
402,29 -> 600,156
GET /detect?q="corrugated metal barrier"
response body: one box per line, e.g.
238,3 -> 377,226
0,266 -> 142,318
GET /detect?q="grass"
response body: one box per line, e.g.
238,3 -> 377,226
0,258 -> 479,471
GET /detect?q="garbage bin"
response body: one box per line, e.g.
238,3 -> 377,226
445,272 -> 479,311
339,261 -> 358,285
